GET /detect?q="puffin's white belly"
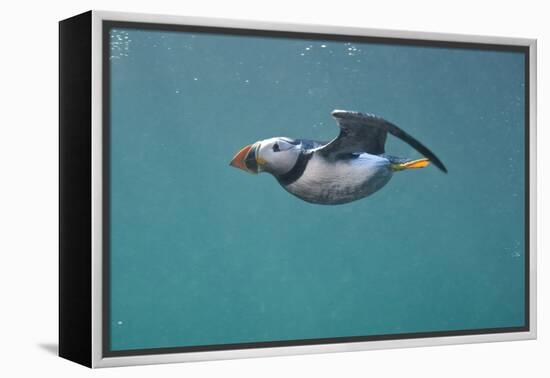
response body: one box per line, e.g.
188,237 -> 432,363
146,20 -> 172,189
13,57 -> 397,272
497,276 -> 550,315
283,153 -> 392,205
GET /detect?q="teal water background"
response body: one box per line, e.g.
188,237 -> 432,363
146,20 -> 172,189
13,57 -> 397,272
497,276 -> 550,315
108,27 -> 526,351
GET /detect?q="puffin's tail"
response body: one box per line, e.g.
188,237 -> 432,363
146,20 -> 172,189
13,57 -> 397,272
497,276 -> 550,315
391,158 -> 430,172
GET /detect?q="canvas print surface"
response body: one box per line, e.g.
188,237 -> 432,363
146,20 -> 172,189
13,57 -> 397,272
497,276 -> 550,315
106,24 -> 527,353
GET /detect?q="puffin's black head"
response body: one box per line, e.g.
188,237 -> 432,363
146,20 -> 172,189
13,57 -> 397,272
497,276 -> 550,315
230,137 -> 302,176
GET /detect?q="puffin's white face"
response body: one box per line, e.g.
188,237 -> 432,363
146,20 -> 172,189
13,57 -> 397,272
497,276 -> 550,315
230,137 -> 302,176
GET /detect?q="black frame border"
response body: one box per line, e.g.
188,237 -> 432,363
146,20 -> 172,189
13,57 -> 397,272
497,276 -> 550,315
102,20 -> 531,358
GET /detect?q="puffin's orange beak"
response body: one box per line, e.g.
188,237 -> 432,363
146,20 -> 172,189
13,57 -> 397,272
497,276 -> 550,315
230,142 -> 266,174
230,144 -> 253,171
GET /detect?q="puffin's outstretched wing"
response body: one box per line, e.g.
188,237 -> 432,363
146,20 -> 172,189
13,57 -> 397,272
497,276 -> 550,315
318,110 -> 447,173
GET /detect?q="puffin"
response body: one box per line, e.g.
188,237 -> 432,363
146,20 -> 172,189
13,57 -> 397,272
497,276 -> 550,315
230,110 -> 447,205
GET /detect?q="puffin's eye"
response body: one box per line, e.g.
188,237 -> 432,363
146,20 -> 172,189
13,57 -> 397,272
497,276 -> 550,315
272,143 -> 280,152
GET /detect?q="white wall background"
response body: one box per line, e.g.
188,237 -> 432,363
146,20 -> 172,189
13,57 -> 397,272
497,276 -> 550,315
0,0 -> 546,376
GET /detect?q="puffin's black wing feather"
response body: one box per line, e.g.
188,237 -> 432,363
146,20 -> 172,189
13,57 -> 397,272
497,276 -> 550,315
319,111 -> 388,156
318,110 -> 447,173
